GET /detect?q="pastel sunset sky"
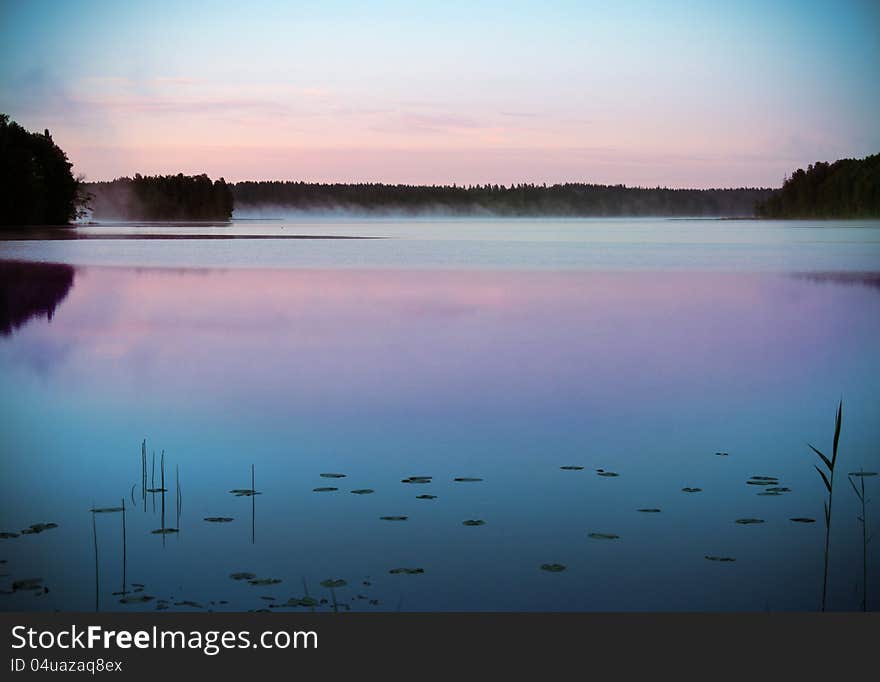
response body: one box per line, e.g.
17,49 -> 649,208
1,0 -> 878,187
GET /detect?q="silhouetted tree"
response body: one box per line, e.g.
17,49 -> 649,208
87,173 -> 234,220
0,113 -> 85,226
756,154 -> 880,218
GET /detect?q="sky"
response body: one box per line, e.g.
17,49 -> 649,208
0,0 -> 878,187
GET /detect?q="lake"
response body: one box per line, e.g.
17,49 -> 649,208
1,218 -> 879,612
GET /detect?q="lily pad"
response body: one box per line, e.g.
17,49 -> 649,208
248,578 -> 281,586
119,594 -> 154,603
637,508 -> 662,513
204,517 -> 234,523
704,555 -> 736,562
462,519 -> 486,526
540,563 -> 567,572
379,516 -> 408,521
681,487 -> 702,493
20,522 -> 58,535
313,487 -> 338,492
90,507 -> 123,514
350,489 -> 374,495
320,579 -> 347,589
765,487 -> 790,493
749,475 -> 778,481
401,476 -> 432,484
12,578 -> 43,591
389,568 -> 424,575
229,572 -> 256,581
588,532 -> 619,540
746,480 -> 775,486
596,471 -> 620,477
416,494 -> 437,500
714,452 -> 729,456
320,473 -> 347,479
560,466 -> 584,471
790,517 -> 816,523
145,488 -> 167,493
150,528 -> 179,535
735,518 -> 765,525
229,489 -> 261,497
454,477 -> 483,482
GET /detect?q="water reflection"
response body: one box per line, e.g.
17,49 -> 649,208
1,264 -> 879,612
0,260 -> 75,335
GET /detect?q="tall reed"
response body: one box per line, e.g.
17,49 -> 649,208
808,400 -> 842,612
848,469 -> 872,612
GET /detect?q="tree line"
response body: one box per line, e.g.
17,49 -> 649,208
234,181 -> 773,217
3,113 -> 878,224
756,154 -> 880,218
86,174 -> 234,220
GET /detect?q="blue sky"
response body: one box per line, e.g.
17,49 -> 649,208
1,0 -> 877,186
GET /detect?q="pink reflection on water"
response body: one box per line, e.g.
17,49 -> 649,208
6,267 -> 880,417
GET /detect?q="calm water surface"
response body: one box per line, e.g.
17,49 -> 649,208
1,218 -> 879,611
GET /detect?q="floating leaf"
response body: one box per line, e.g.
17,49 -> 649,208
150,528 -> 179,535
389,568 -> 424,575
145,488 -> 167,493
681,487 -> 702,493
588,532 -> 619,540
704,555 -> 736,562
735,518 -> 765,525
560,466 -> 584,471
119,594 -> 154,603
12,578 -> 43,591
0,532 -> 19,539
90,507 -> 123,514
540,563 -> 566,572
416,494 -> 437,500
229,489 -> 261,497
20,522 -> 58,535
454,477 -> 483,482
320,473 -> 346,479
765,487 -> 791,493
174,600 -> 204,608
379,516 -> 408,521
596,471 -> 620,477
350,489 -> 374,495
757,491 -> 782,496
746,480 -> 775,486
204,517 -> 234,523
749,476 -> 778,481
790,517 -> 816,523
637,508 -> 662,513
248,578 -> 281,586
462,519 -> 486,526
229,572 -> 256,581
320,579 -> 347,588
401,476 -> 432,484
714,452 -> 729,456
313,487 -> 338,492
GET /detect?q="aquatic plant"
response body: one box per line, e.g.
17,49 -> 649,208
462,519 -> 486,526
808,400 -> 842,611
540,563 -> 566,572
588,532 -> 619,540
848,469 -> 876,611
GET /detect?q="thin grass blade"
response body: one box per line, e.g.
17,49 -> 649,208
809,444 -> 832,472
